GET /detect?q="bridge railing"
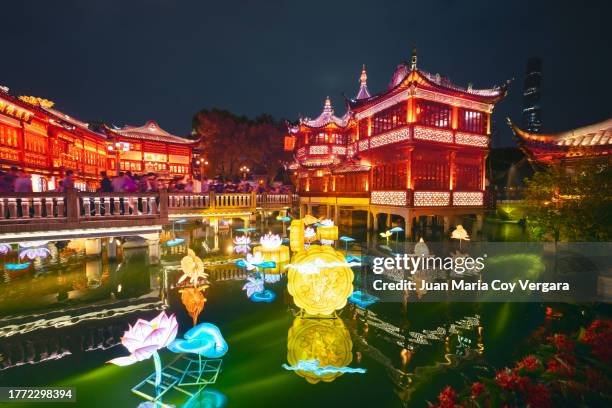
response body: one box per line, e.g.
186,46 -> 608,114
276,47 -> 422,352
78,192 -> 164,219
167,192 -> 255,212
0,192 -> 67,221
0,190 -> 294,233
256,193 -> 292,207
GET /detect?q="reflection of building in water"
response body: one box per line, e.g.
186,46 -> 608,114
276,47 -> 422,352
286,316 -> 354,384
0,300 -> 162,371
347,306 -> 483,405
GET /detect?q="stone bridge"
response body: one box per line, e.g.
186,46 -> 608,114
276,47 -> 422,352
0,189 -> 295,243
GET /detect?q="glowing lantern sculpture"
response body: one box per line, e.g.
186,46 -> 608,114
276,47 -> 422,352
339,236 -> 355,254
233,235 -> 251,254
180,249 -> 207,287
285,317 -> 363,383
316,219 -> 338,242
108,311 -> 178,388
0,243 -> 11,255
451,225 -> 470,249
252,233 -> 290,273
18,241 -> 51,260
287,245 -> 354,316
180,286 -> 209,326
168,323 -> 228,359
289,219 -> 305,252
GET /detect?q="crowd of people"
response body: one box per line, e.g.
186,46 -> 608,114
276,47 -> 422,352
0,167 -> 291,195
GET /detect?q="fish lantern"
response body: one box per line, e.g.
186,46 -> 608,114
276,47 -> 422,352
289,219 -> 305,252
287,245 -> 354,316
316,219 -> 338,242
252,233 -> 290,274
181,286 -> 208,326
285,317 -> 358,384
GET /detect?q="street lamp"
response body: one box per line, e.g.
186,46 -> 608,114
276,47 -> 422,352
194,157 -> 209,181
240,166 -> 250,180
107,141 -> 130,173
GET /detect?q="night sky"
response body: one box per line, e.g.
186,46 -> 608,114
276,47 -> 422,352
2,0 -> 610,146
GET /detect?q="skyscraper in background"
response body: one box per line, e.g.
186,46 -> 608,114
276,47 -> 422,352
522,57 -> 543,133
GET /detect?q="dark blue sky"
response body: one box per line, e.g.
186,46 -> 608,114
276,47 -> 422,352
1,0 -> 610,145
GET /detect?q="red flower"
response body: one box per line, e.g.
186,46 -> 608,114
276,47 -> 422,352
471,382 -> 485,399
495,369 -> 530,391
515,355 -> 542,372
524,383 -> 552,408
435,386 -> 458,408
581,319 -> 612,364
547,333 -> 575,352
546,357 -> 573,377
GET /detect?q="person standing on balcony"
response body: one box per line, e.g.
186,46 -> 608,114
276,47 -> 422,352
15,169 -> 33,193
62,170 -> 75,191
100,171 -> 112,192
111,172 -> 126,193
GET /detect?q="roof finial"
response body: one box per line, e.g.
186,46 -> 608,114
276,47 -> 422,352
356,64 -> 371,99
360,64 -> 367,85
411,45 -> 418,70
324,96 -> 331,108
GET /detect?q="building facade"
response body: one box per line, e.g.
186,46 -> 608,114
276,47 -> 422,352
287,50 -> 509,236
0,86 -> 195,191
521,57 -> 543,133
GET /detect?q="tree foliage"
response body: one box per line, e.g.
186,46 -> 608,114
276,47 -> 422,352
523,159 -> 611,241
192,109 -> 290,181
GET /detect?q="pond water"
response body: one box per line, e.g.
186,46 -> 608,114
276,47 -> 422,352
0,220 -> 588,407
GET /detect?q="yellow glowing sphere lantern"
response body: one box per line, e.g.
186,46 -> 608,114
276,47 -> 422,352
316,219 -> 338,242
289,219 -> 305,252
286,316 -> 353,384
251,232 -> 290,273
287,245 -> 354,316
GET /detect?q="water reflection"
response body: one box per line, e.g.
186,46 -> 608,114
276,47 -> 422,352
286,316 -> 354,384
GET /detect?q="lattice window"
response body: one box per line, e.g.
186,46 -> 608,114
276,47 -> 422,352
453,191 -> 483,206
455,132 -> 488,147
416,100 -> 451,129
413,153 -> 450,190
370,127 -> 411,148
331,146 -> 346,155
413,126 -> 453,143
372,102 -> 407,136
309,145 -> 328,155
371,191 -> 407,206
458,108 -> 487,134
413,191 -> 450,206
373,162 -> 407,190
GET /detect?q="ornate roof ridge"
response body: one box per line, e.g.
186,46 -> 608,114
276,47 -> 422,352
299,97 -> 350,129
507,117 -> 612,147
113,120 -> 195,144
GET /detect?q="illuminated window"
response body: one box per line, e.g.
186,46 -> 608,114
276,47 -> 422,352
415,100 -> 451,129
371,103 -> 407,136
358,120 -> 369,139
459,109 -> 487,134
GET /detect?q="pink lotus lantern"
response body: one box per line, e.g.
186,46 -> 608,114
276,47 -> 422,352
233,235 -> 251,254
108,311 -> 178,387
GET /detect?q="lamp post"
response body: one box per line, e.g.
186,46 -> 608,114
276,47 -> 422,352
194,157 -> 209,180
107,141 -> 130,174
240,166 -> 250,180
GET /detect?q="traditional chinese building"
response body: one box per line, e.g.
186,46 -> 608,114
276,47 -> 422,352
508,117 -> 612,167
0,86 -> 196,191
104,121 -> 196,178
288,49 -> 509,236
